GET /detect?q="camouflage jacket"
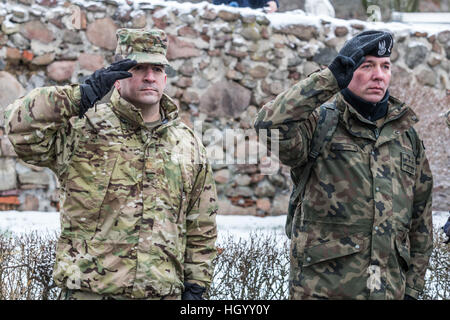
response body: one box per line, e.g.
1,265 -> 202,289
254,68 -> 433,300
5,85 -> 218,299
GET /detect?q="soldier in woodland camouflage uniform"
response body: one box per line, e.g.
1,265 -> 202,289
444,110 -> 450,244
5,29 -> 218,300
255,30 -> 433,300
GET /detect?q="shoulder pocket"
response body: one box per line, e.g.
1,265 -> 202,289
303,233 -> 367,267
400,151 -> 415,176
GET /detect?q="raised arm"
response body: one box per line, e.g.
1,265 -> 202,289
5,85 -> 82,174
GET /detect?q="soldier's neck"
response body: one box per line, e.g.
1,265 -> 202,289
341,88 -> 389,123
140,103 -> 161,123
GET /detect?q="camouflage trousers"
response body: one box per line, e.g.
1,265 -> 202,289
58,288 -> 180,300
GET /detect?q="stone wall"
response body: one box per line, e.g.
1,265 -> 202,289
0,0 -> 449,213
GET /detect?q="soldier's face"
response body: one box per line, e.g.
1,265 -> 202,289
347,56 -> 391,103
115,63 -> 167,109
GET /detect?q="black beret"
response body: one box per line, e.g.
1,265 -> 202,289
347,30 -> 394,58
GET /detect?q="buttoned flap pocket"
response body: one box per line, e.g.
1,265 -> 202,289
394,236 -> 411,272
64,149 -> 118,235
303,233 -> 367,267
330,143 -> 359,152
153,148 -> 184,222
400,151 -> 415,176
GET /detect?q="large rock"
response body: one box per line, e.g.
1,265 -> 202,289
416,68 -> 436,87
437,30 -> 450,59
199,80 -> 251,119
167,34 -> 202,60
217,10 -> 240,22
225,186 -> 254,198
16,161 -> 49,186
47,61 -> 76,82
256,197 -> 271,213
63,30 -> 83,45
254,180 -> 276,197
313,47 -> 338,66
0,158 -> 17,191
249,65 -> 269,79
78,53 -> 104,71
0,135 -> 16,157
18,170 -> 50,186
274,24 -> 319,41
10,33 -> 30,49
86,18 -> 118,50
32,52 -> 55,66
2,20 -> 20,34
0,71 -> 25,127
405,43 -> 428,69
234,174 -> 252,186
20,20 -> 54,43
217,198 -> 256,215
241,25 -> 262,42
20,194 -> 39,211
271,193 -> 290,215
214,169 -> 230,184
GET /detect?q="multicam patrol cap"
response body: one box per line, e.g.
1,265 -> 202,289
115,28 -> 170,65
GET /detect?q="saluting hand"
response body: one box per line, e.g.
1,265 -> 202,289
79,58 -> 137,118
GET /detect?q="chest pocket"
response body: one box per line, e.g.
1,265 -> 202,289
327,141 -> 362,163
146,145 -> 185,223
63,140 -> 119,236
330,143 -> 359,152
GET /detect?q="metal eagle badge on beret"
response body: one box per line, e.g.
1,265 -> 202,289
377,37 -> 393,57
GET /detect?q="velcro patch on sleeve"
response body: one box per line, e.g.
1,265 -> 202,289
400,152 -> 415,175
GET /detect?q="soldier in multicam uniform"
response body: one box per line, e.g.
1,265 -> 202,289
5,28 -> 218,300
255,30 -> 434,300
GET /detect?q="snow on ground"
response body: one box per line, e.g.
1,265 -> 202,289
216,214 -> 286,243
0,211 -> 448,241
0,210 -> 60,235
0,210 -> 288,243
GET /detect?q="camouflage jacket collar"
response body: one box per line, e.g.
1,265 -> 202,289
109,88 -> 179,132
335,92 -> 419,144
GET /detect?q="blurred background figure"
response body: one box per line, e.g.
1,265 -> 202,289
304,0 -> 335,17
212,0 -> 279,13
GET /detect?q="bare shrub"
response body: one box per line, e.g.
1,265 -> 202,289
206,231 -> 290,300
0,231 -> 60,300
0,228 -> 448,300
419,227 -> 450,300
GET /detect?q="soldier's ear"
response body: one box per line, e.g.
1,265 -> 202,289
114,80 -> 121,91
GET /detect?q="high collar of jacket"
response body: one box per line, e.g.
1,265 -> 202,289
341,88 -> 389,122
335,92 -> 419,143
109,88 -> 179,130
